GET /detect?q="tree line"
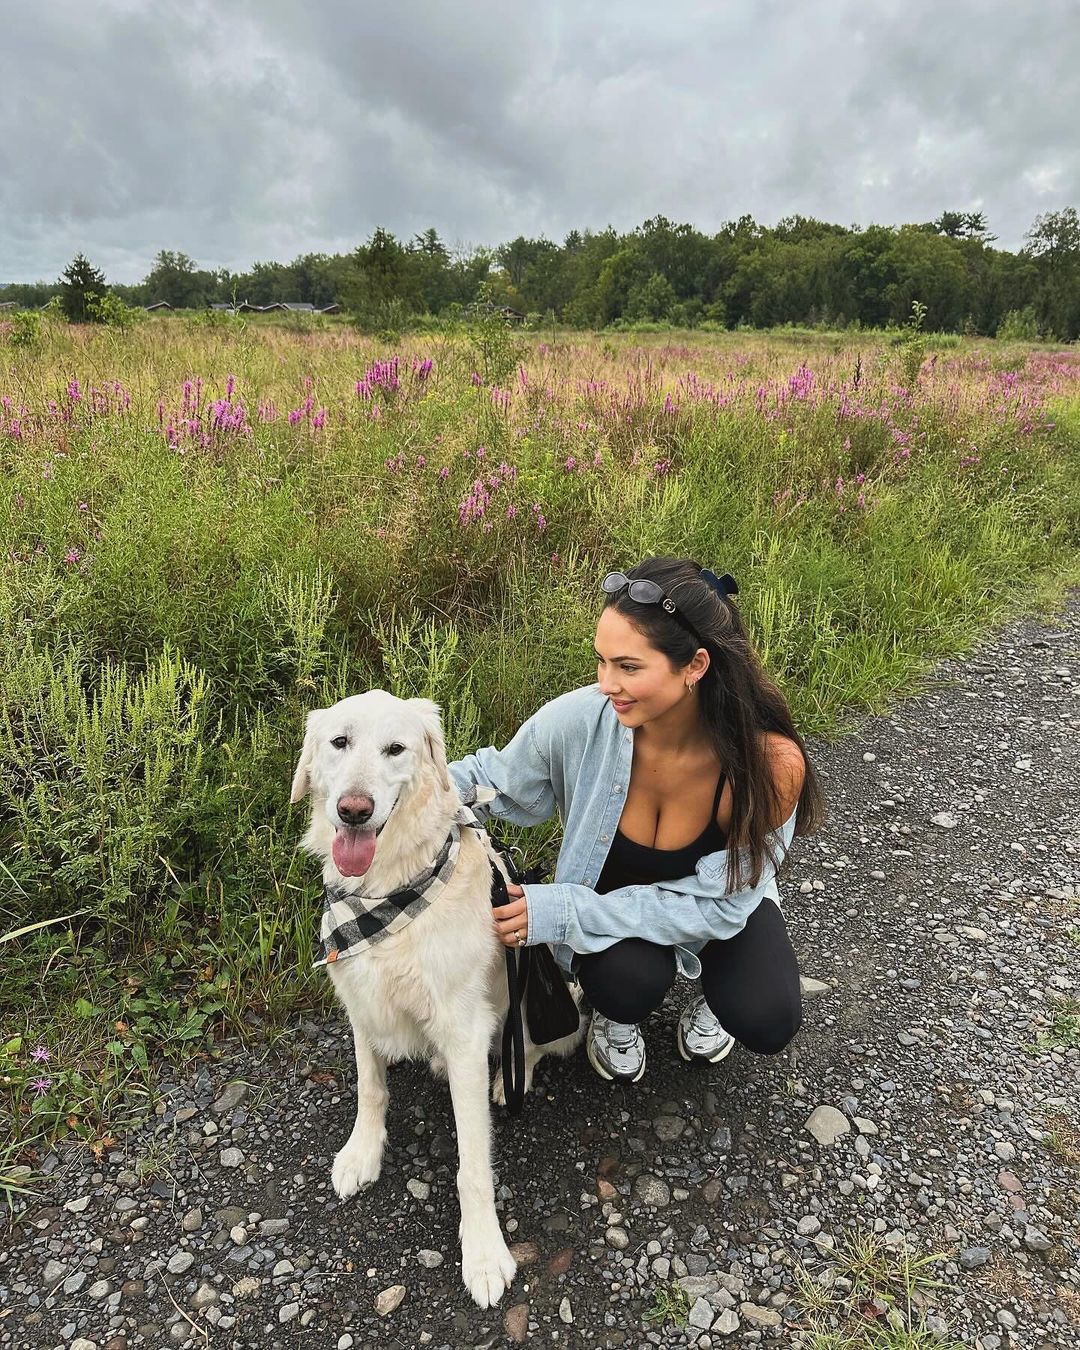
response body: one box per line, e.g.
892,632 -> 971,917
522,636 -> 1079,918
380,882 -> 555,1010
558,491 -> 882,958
4,208 -> 1079,338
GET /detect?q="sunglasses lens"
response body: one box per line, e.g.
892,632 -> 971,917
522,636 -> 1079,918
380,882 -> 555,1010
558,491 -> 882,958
601,573 -> 628,594
628,581 -> 663,604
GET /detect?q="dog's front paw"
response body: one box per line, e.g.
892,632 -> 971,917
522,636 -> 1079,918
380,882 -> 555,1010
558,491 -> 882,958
429,1053 -> 448,1080
461,1234 -> 517,1308
331,1141 -> 382,1199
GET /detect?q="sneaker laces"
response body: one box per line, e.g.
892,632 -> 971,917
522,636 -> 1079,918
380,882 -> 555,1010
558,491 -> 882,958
596,1015 -> 640,1048
687,999 -> 724,1037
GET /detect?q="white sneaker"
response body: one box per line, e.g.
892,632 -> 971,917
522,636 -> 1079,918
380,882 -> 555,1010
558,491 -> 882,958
677,996 -> 735,1063
587,1012 -> 646,1082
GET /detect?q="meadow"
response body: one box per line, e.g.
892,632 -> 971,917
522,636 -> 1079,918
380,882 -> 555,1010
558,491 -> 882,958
2,312 -> 1078,1177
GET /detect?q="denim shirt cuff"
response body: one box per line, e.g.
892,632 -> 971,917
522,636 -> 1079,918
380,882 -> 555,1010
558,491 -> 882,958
521,882 -> 565,947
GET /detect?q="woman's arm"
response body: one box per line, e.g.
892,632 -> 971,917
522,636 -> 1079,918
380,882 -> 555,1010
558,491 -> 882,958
446,710 -> 558,828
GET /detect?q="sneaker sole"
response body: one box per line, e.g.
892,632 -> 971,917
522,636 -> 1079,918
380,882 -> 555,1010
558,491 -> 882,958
677,1023 -> 736,1064
587,1030 -> 646,1083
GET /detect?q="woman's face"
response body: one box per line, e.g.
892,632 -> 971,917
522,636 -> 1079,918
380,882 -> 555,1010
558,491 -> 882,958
594,607 -> 703,726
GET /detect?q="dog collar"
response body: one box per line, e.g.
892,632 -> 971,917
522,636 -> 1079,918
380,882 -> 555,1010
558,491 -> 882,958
314,800 -> 488,967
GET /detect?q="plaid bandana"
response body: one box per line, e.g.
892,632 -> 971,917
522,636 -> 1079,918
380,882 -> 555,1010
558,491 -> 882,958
313,797 -> 492,967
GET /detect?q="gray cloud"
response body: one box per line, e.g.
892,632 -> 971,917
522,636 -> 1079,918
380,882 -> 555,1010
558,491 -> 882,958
2,0 -> 1076,284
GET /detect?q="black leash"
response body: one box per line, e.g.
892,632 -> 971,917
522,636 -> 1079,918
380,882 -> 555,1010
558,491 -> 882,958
486,839 -> 536,1117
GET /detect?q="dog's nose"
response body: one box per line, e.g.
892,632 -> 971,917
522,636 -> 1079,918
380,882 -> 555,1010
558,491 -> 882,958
337,793 -> 374,825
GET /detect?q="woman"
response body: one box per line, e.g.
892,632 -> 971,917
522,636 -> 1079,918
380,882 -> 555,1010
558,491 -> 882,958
446,556 -> 825,1083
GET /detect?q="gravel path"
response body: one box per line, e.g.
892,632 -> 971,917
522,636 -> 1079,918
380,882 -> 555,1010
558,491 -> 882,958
3,592 -> 1078,1350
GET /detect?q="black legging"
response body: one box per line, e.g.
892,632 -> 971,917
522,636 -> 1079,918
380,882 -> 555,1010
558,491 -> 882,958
576,897 -> 802,1055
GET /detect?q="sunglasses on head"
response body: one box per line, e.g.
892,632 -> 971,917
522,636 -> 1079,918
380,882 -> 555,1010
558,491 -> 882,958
601,572 -> 703,640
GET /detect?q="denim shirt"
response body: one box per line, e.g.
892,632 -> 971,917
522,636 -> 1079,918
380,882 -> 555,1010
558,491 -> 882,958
446,683 -> 797,980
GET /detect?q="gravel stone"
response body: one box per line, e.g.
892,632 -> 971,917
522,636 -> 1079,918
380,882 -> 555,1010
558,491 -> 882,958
375,1285 -> 406,1316
804,1104 -> 851,1145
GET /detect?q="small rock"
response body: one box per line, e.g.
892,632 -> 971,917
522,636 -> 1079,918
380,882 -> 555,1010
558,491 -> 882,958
713,1308 -> 740,1335
279,1301 -> 300,1323
653,1114 -> 684,1141
42,1260 -> 66,1288
191,1283 -> 218,1310
374,1284 -> 406,1316
64,1195 -> 91,1213
854,1117 -> 879,1135
804,1105 -> 851,1145
930,811 -> 959,829
547,1247 -> 573,1276
70,1341 -> 98,1350
406,1179 -> 430,1201
1023,1225 -> 1052,1252
88,1279 -> 111,1299
416,1249 -> 443,1268
959,1247 -> 991,1269
797,1216 -> 821,1236
167,1251 -> 194,1275
219,1148 -> 244,1169
181,1207 -> 203,1232
739,1302 -> 782,1327
799,977 -> 831,997
996,1309 -> 1018,1330
258,1218 -> 290,1237
689,1297 -> 714,1331
632,1173 -> 671,1207
504,1302 -> 529,1343
509,1241 -> 540,1267
558,1296 -> 573,1324
212,1081 -> 249,1114
605,1226 -> 629,1249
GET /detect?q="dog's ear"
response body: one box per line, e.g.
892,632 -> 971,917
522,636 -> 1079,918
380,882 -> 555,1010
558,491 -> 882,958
290,708 -> 324,804
409,697 -> 452,794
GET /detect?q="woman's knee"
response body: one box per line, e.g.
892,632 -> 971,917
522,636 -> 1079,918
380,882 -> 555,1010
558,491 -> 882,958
731,1000 -> 803,1055
578,940 -> 676,1023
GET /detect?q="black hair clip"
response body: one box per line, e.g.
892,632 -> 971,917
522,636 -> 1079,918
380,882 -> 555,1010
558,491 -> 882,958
700,568 -> 739,598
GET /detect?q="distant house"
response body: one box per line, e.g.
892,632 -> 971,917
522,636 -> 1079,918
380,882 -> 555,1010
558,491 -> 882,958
0,300 -> 17,311
145,300 -> 173,310
205,300 -> 340,315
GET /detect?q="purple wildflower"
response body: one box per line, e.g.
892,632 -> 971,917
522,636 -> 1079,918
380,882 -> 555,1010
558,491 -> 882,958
31,1077 -> 51,1096
31,1045 -> 50,1063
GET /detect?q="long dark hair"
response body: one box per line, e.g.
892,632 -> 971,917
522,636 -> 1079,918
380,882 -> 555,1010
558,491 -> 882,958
602,556 -> 825,892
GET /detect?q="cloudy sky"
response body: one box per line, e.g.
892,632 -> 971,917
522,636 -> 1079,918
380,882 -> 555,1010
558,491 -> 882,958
2,0 -> 1076,285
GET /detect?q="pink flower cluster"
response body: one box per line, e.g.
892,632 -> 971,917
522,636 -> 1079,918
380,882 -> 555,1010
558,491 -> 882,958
159,376 -> 253,452
356,357 -> 401,399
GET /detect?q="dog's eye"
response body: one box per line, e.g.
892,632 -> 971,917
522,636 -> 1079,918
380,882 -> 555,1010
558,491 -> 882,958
331,736 -> 348,750
385,743 -> 406,756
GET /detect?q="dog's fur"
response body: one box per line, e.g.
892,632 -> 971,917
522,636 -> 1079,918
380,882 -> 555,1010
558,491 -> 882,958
290,689 -> 582,1308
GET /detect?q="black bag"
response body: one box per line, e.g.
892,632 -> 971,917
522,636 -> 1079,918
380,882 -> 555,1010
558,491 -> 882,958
517,864 -> 581,1045
489,844 -> 580,1046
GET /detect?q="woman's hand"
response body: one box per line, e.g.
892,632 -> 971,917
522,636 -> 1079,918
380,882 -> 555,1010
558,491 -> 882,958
493,881 -> 529,948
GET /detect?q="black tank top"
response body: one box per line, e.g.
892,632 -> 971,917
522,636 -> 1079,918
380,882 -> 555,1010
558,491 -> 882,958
595,771 -> 728,893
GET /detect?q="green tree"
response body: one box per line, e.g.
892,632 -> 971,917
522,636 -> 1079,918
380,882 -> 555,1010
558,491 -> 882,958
1024,207 -> 1080,339
60,253 -> 108,323
144,250 -> 202,309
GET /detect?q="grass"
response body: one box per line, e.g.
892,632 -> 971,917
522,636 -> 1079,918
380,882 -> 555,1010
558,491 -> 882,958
1025,995 -> 1080,1054
2,320 -> 1079,1183
790,1227 -> 963,1348
643,1282 -> 692,1328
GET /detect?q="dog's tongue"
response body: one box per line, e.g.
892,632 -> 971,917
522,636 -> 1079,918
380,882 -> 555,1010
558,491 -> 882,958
332,827 -> 377,876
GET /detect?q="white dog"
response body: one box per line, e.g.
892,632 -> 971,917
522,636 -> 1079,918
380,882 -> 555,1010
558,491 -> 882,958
290,689 -> 581,1308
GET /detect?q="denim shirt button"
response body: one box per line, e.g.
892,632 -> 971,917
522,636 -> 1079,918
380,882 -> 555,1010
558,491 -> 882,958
613,784 -> 622,793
